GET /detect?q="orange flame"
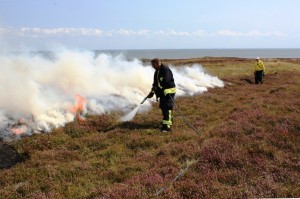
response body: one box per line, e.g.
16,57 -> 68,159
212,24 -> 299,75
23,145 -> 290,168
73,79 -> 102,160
70,94 -> 87,122
11,126 -> 27,135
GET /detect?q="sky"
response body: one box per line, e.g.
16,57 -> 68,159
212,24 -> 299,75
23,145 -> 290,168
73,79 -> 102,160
1,0 -> 300,50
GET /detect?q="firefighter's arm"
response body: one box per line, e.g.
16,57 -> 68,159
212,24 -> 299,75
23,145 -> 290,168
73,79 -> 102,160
148,87 -> 160,98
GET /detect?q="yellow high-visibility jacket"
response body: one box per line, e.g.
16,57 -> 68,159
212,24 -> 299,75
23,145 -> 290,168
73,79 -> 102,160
254,60 -> 265,72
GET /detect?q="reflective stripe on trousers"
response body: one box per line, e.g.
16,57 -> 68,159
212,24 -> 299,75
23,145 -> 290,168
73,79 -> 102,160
162,110 -> 172,128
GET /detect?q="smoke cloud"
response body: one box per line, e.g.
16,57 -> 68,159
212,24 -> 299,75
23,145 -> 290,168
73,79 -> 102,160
0,50 -> 224,140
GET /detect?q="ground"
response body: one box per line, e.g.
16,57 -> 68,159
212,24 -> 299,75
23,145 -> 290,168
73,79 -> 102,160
0,57 -> 299,198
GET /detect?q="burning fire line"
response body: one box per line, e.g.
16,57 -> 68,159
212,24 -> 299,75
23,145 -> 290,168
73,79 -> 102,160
10,119 -> 28,135
11,126 -> 27,135
69,94 -> 87,122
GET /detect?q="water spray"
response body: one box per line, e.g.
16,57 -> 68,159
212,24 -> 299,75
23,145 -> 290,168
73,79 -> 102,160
120,93 -> 150,122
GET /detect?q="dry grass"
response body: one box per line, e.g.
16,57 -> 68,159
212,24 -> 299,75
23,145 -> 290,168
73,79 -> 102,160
158,57 -> 300,78
0,57 -> 299,198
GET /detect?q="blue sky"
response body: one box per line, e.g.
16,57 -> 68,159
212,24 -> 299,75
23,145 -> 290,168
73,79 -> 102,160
1,0 -> 300,50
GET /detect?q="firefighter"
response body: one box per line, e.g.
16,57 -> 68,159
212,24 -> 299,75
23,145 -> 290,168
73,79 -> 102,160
254,57 -> 265,84
147,58 -> 176,132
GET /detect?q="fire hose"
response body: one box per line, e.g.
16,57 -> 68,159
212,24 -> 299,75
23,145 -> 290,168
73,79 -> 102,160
169,94 -> 201,135
141,93 -> 202,196
154,94 -> 201,196
141,92 -> 201,134
141,93 -> 201,135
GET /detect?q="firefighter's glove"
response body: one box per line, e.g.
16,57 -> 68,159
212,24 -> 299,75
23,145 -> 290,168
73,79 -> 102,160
262,72 -> 265,77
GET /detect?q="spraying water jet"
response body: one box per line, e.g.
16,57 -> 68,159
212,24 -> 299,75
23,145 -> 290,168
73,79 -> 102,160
120,95 -> 149,122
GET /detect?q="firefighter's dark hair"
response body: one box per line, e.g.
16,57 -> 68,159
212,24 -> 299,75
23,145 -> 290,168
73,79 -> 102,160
151,58 -> 160,65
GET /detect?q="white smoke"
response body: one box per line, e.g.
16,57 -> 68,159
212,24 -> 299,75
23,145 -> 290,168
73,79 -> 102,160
0,50 -> 224,140
172,65 -> 224,95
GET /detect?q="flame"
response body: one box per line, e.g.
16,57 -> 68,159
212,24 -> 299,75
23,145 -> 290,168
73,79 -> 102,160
11,126 -> 27,135
69,94 -> 87,122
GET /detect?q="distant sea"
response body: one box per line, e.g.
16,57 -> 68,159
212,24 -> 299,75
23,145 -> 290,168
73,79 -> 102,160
4,48 -> 300,60
95,49 -> 300,59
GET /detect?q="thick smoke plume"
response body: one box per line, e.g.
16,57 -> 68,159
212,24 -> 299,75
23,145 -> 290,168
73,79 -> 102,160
0,50 -> 224,140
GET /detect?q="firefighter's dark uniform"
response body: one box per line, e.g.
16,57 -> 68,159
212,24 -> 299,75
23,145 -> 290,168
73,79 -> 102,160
149,64 -> 176,131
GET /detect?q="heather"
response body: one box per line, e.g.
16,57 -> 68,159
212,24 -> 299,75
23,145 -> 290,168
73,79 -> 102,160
0,57 -> 299,198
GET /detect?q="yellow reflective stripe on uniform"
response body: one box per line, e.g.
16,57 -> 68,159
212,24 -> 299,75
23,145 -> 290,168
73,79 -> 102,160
157,70 -> 163,89
169,110 -> 172,126
162,120 -> 171,125
160,77 -> 163,81
164,87 -> 176,95
162,110 -> 172,127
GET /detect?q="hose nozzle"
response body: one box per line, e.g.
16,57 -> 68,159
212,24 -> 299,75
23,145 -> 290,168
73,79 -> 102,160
140,96 -> 148,104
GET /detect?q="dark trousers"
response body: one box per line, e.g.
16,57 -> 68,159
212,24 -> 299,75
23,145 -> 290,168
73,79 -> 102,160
159,93 -> 175,128
255,70 -> 263,84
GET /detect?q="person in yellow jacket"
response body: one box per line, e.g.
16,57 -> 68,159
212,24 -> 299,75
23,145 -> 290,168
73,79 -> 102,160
254,57 -> 265,84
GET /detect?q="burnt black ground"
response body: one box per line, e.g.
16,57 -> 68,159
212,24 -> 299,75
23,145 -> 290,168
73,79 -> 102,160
0,140 -> 28,169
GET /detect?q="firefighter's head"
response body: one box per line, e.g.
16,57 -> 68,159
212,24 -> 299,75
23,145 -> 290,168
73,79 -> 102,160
151,58 -> 160,70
